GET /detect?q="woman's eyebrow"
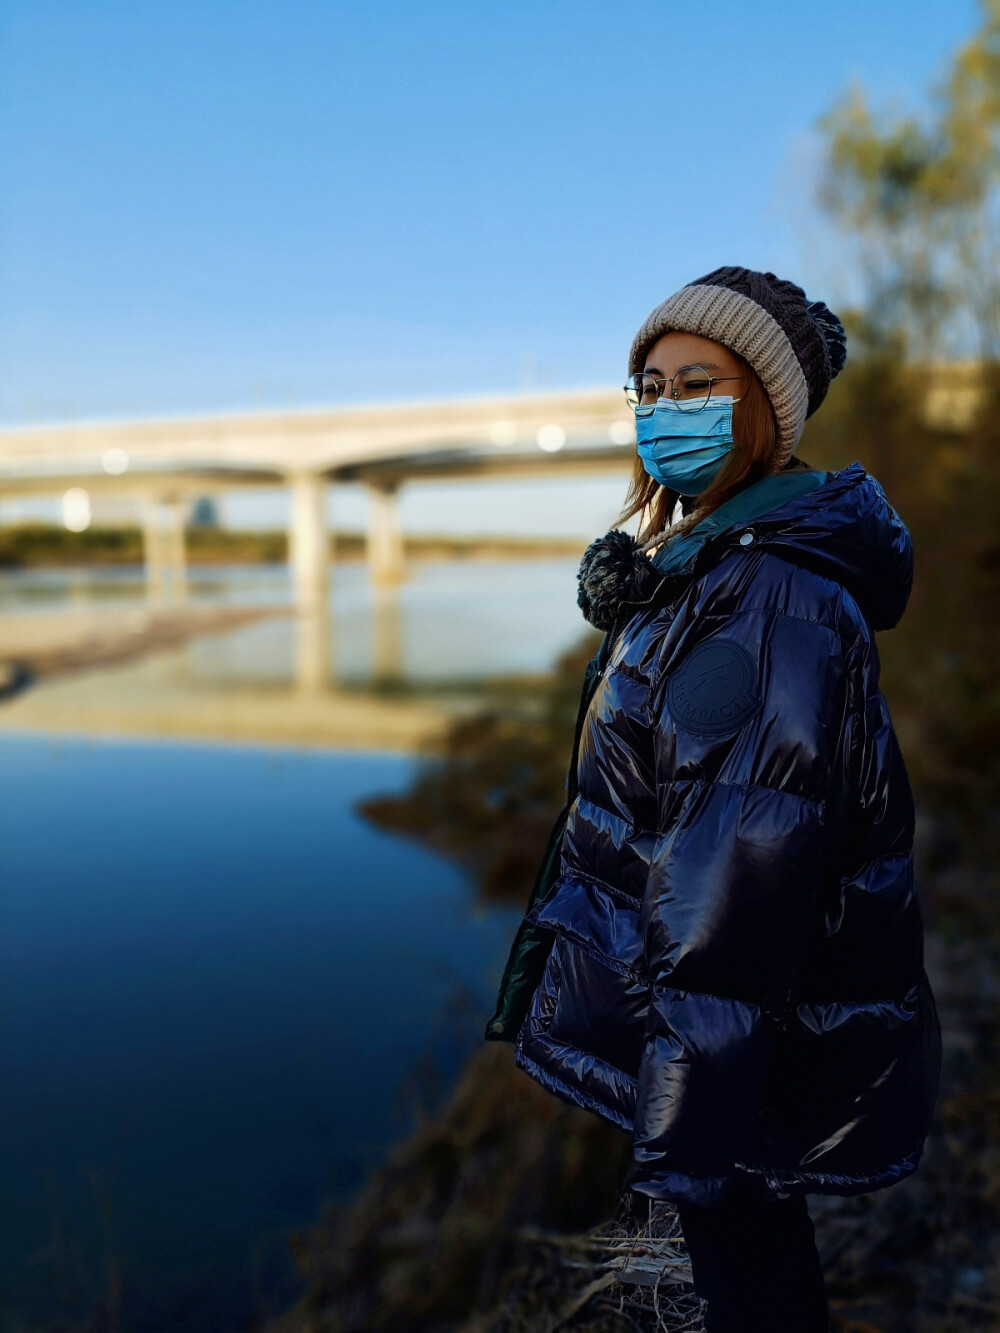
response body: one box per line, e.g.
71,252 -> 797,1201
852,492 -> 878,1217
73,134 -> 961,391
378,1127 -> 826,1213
646,361 -> 723,376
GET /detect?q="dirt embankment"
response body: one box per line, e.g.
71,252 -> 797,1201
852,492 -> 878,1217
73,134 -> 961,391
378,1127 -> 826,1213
266,915 -> 999,1333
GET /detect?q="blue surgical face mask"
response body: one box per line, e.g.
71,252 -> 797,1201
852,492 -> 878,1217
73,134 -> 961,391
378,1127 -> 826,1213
635,395 -> 738,495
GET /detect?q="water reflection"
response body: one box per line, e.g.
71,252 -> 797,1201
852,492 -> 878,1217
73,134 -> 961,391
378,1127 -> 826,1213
0,556 -> 584,1330
0,558 -> 585,687
296,603 -> 333,694
0,736 -> 522,1331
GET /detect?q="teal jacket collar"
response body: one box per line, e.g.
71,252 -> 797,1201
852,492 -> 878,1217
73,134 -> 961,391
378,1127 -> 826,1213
650,468 -> 829,578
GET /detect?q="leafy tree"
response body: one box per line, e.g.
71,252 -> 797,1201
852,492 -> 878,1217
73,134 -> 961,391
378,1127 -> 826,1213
819,0 -> 1000,359
810,0 -> 1000,886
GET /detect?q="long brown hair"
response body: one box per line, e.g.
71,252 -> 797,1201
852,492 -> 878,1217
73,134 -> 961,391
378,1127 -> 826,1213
615,351 -> 778,551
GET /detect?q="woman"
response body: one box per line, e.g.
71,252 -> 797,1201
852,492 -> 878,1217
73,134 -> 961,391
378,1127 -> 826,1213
487,267 -> 942,1331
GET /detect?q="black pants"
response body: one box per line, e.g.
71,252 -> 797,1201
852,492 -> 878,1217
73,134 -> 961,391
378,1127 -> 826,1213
676,1178 -> 830,1332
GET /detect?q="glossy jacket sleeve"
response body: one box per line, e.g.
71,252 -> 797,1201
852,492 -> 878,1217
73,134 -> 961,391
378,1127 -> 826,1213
627,608 -> 855,1202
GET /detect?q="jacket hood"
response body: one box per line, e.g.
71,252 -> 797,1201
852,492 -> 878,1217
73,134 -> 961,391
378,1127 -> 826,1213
577,463 -> 913,634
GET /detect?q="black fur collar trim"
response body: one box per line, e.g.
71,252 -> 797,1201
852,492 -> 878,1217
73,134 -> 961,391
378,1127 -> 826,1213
576,529 -> 664,631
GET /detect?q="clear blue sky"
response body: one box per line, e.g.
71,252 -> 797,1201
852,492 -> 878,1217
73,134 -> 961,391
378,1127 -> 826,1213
0,0 -> 982,533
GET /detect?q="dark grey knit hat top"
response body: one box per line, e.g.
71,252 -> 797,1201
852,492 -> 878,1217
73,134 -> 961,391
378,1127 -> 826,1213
628,266 -> 848,468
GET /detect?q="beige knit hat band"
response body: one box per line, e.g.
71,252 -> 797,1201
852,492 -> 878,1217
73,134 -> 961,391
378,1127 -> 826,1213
627,284 -> 810,469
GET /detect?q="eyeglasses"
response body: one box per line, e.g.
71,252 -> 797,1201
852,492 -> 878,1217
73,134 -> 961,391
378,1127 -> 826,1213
623,366 -> 745,417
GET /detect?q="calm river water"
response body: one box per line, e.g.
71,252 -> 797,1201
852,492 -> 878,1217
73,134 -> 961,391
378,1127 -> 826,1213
0,559 -> 589,1331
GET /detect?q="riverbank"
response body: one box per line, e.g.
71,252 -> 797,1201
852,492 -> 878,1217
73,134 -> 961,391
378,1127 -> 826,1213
0,641 -> 499,752
265,921 -> 998,1333
0,558 -> 589,750
0,604 -> 281,695
0,602 -> 499,752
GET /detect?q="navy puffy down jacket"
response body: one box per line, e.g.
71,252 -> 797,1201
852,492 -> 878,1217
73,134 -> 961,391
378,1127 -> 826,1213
488,463 -> 942,1207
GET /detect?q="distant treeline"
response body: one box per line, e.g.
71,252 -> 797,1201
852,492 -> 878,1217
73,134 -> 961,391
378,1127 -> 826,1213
0,523 -> 585,568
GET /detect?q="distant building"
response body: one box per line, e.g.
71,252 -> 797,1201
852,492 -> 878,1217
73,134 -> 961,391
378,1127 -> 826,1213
190,496 -> 219,528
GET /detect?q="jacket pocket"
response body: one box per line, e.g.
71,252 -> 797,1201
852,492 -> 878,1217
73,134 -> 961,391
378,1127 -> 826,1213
546,940 -> 649,1076
529,871 -> 646,975
528,872 -> 649,1077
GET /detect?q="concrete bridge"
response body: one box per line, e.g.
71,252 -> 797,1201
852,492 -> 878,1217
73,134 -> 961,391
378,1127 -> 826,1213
0,387 -> 634,606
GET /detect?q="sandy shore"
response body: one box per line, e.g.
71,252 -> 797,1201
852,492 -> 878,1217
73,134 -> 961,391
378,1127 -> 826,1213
0,604 -> 282,693
0,604 -> 475,752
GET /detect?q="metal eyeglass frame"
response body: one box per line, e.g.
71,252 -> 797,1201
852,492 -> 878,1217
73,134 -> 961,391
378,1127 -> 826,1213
623,366 -> 746,417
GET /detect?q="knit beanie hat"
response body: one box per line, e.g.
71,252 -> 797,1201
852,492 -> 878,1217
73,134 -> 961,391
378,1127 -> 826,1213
628,266 -> 848,469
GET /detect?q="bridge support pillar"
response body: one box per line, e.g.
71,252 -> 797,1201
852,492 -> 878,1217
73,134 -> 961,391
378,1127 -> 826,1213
165,498 -> 188,602
373,587 -> 404,684
289,471 -> 331,692
290,472 -> 330,609
142,496 -> 188,603
365,480 -> 405,588
142,499 -> 166,603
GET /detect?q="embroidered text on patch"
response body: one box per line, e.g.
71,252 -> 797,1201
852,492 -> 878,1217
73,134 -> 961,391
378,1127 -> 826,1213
666,639 -> 761,737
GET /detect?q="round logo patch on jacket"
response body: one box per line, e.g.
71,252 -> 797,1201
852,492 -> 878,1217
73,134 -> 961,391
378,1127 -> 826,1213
666,638 -> 761,737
